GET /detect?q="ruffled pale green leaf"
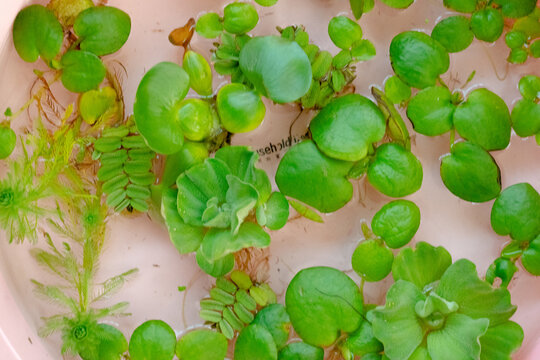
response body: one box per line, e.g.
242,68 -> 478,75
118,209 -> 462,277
234,324 -> 278,360
177,158 -> 231,227
176,329 -> 227,360
74,6 -> 131,56
369,281 -> 426,360
392,241 -> 452,290
367,143 -> 423,198
310,94 -> 386,162
435,259 -> 516,326
239,36 -> 312,103
285,267 -> 363,347
431,16 -> 473,53
129,320 -> 176,360
196,250 -> 234,278
226,175 -> 259,234
427,313 -> 489,360
276,140 -> 354,213
61,50 -> 106,93
491,183 -> 540,243
389,31 -> 449,89
278,342 -> 324,360
372,200 -> 420,249
440,141 -> 501,202
479,321 -> 524,360
453,88 -> 511,151
134,62 -> 190,154
199,222 -> 270,262
161,188 -> 204,254
12,5 -> 63,63
253,304 -> 291,349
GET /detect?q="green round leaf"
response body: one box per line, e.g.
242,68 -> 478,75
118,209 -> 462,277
512,99 -> 540,137
384,76 -> 411,104
129,320 -> 177,360
406,86 -> 455,136
177,99 -> 215,141
491,183 -> 540,243
530,40 -> 540,58
275,140 -> 354,213
223,2 -> 259,35
61,50 -> 106,93
239,36 -> 312,103
255,0 -> 279,6
278,342 -> 324,360
351,39 -> 377,61
431,16 -> 473,53
79,324 -> 128,360
522,235 -> 540,275
390,31 -> 450,89
372,200 -> 420,249
217,83 -> 266,133
252,304 -> 291,349
493,0 -> 536,18
344,322 -> 383,356
453,88 -> 511,151
443,0 -> 477,13
518,75 -> 540,100
285,267 -> 364,347
74,6 -> 131,56
310,94 -> 386,161
508,48 -> 528,64
379,0 -> 414,9
196,250 -> 235,277
258,192 -> 290,230
234,324 -> 278,360
352,239 -> 394,282
12,5 -> 63,63
134,62 -> 190,154
183,51 -> 213,96
367,143 -> 423,198
79,87 -> 117,125
471,9 -> 504,42
392,242 -> 452,292
196,13 -> 223,39
176,329 -> 227,360
440,141 -> 501,202
328,16 -> 362,50
0,126 -> 16,159
505,30 -> 527,49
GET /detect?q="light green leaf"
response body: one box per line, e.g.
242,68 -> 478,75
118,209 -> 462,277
129,320 -> 176,360
196,12 -> 223,39
176,329 -> 227,360
226,175 -> 259,234
183,50 -> 213,96
470,9 -> 504,43
278,342 -> 324,360
257,192 -> 289,230
195,251 -> 234,278
328,16 -> 362,50
223,2 -> 258,35
352,239 -> 394,282
384,76 -> 411,104
344,321 -> 383,356
235,324 -> 278,360
512,99 -> 540,137
61,50 -> 106,93
479,321 -> 524,360
443,0 -> 477,13
79,87 -> 117,125
406,86 -> 455,136
372,200 -> 420,249
431,16 -> 473,53
253,304 -> 291,349
379,0 -> 414,9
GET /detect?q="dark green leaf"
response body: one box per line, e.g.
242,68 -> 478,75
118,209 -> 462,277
505,31 -> 527,49
352,239 -> 394,282
443,0 -> 477,13
440,141 -> 501,202
252,304 -> 291,349
234,324 -> 278,360
196,251 -> 235,278
511,99 -> 540,137
60,50 -> 106,93
129,320 -> 176,360
406,86 -> 455,136
278,342 -> 324,360
471,9 -> 504,42
372,200 -> 420,249
379,0 -> 414,9
523,235 -> 540,275
493,0 -> 536,18
518,75 -> 540,101
431,16 -> 473,53
344,322 -> 383,356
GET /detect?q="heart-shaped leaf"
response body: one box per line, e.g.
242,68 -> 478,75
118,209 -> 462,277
176,329 -> 228,360
161,188 -> 204,254
278,342 -> 324,360
427,313 -> 489,360
491,183 -> 540,243
12,5 -> 63,63
328,16 -> 362,50
372,200 -> 420,249
252,304 -> 291,349
406,86 -> 456,136
352,239 -> 394,282
453,88 -> 511,151
369,280 -> 426,360
523,235 -> 540,275
431,16 -> 473,53
436,259 -> 516,326
235,324 -> 278,360
61,50 -> 106,93
440,141 -> 501,202
239,36 -> 312,103
512,99 -> 540,137
177,158 -> 231,227
129,320 -> 176,360
199,222 -> 270,262
389,31 -> 449,89
285,267 -> 364,347
392,241 -> 452,290
470,8 -> 504,42
518,75 -> 540,101
79,87 -> 117,125
367,143 -> 423,198
276,140 -> 354,213
134,62 -> 190,154
216,83 -> 266,133
74,6 -> 131,56
493,0 -> 536,18
479,321 -> 524,360
310,94 -> 386,161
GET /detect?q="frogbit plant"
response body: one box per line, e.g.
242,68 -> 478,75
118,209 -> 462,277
504,7 -> 540,64
511,75 -> 540,144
